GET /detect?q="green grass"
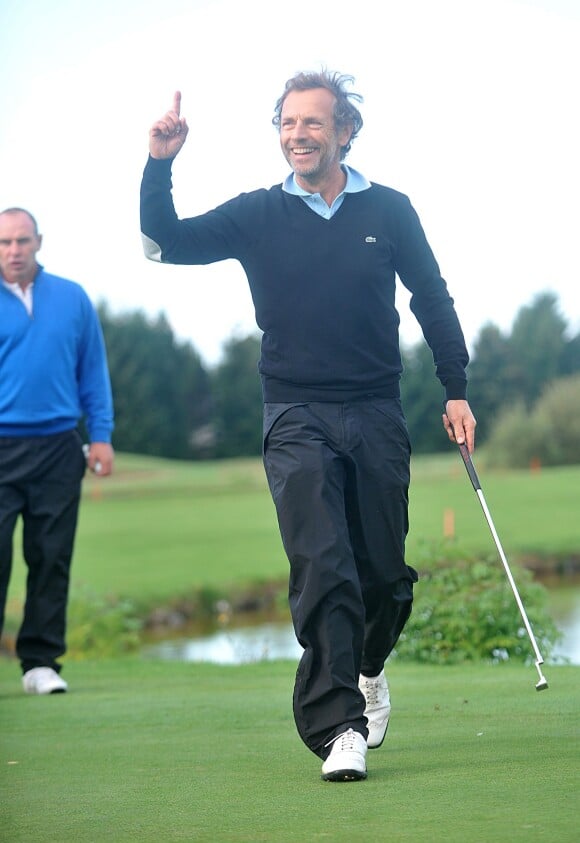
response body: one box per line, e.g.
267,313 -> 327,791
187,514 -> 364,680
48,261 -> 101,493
5,452 -> 580,617
1,658 -> 578,842
409,456 -> 580,558
2,454 -> 579,840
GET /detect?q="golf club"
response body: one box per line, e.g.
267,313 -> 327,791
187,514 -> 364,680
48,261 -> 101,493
454,439 -> 549,691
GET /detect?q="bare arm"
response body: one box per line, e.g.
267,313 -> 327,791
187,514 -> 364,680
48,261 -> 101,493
149,91 -> 189,160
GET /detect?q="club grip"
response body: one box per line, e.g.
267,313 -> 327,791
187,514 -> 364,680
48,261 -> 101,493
458,442 -> 481,491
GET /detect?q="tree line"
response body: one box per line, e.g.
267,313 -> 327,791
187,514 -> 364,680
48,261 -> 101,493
97,291 -> 580,464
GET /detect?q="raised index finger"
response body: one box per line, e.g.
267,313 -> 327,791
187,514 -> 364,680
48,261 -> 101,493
172,91 -> 181,116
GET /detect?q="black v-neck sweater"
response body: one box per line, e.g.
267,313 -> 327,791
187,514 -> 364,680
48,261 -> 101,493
141,157 -> 469,403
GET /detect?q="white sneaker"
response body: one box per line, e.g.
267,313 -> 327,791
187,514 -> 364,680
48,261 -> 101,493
22,667 -> 68,695
359,671 -> 391,748
321,728 -> 367,781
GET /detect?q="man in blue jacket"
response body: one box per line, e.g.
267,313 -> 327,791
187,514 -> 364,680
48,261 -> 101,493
0,207 -> 114,694
141,71 -> 476,781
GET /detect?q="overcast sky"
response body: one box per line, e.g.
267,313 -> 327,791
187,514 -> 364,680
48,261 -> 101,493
1,0 -> 578,364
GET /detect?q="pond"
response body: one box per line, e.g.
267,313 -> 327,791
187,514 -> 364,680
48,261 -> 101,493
144,578 -> 580,666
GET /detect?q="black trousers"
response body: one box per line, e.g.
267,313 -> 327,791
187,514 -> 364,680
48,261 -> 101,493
0,430 -> 86,673
263,399 -> 417,759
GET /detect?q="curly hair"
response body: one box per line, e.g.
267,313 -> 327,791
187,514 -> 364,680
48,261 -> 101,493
272,70 -> 364,160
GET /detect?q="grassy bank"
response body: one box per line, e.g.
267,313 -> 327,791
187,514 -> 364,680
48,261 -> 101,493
6,452 -> 580,609
3,452 -> 578,653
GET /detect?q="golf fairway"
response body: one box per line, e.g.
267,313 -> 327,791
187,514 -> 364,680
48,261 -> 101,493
1,658 -> 577,842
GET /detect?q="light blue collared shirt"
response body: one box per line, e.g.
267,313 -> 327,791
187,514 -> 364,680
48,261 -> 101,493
282,165 -> 371,219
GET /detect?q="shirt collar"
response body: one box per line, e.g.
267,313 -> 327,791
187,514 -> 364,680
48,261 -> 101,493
2,278 -> 34,315
282,165 -> 371,196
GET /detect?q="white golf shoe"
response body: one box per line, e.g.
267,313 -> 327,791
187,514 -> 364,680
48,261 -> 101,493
359,671 -> 391,748
321,728 -> 367,781
22,667 -> 68,695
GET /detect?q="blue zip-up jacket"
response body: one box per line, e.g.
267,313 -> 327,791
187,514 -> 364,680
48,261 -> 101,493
0,267 -> 114,440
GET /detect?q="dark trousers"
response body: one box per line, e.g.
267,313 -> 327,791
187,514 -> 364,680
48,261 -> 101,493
0,430 -> 86,673
263,400 -> 417,759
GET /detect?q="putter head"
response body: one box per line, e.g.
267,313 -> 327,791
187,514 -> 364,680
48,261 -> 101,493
535,660 -> 548,691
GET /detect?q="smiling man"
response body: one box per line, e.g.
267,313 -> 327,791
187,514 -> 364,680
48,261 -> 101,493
279,86 -> 352,201
140,70 -> 476,782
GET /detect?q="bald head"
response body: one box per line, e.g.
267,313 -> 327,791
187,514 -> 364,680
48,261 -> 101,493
0,208 -> 42,287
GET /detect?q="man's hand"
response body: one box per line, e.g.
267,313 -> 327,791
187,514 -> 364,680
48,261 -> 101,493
442,399 -> 476,453
149,91 -> 189,160
86,443 -> 115,477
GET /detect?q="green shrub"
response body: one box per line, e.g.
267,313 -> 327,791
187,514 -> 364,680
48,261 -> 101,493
532,374 -> 580,465
397,556 -> 561,664
484,374 -> 580,467
66,587 -> 143,659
